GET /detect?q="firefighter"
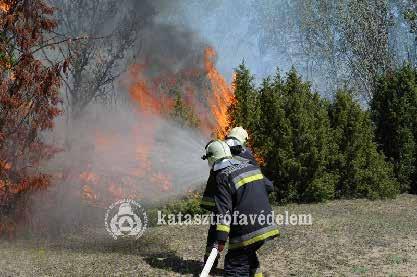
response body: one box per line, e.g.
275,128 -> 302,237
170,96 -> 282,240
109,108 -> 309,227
202,140 -> 278,276
200,127 -> 258,269
225,126 -> 257,165
200,140 -> 233,269
201,127 -> 257,212
201,127 -> 256,213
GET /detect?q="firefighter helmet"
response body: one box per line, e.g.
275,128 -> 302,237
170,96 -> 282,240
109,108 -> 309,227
202,140 -> 232,167
227,127 -> 249,145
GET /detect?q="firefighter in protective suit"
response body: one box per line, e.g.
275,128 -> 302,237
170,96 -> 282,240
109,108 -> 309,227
201,140 -> 278,276
201,127 -> 258,269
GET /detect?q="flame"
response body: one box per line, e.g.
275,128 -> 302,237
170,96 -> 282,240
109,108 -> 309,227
82,185 -> 97,201
108,183 -> 123,200
129,64 -> 165,114
125,47 -> 234,136
0,160 -> 11,170
151,173 -> 172,192
204,47 -> 234,138
73,46 -> 235,205
80,171 -> 99,184
0,2 -> 10,12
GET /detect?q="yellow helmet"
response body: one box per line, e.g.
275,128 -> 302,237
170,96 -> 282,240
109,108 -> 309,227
227,127 -> 249,145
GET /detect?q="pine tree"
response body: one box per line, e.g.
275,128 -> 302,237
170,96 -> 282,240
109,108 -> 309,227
371,65 -> 417,193
254,68 -> 338,203
330,91 -> 399,199
228,62 -> 259,134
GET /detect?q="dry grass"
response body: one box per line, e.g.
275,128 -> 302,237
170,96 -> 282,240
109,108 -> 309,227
0,194 -> 416,276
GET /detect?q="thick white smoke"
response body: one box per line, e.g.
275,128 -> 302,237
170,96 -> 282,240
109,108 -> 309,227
29,100 -> 210,236
46,102 -> 209,200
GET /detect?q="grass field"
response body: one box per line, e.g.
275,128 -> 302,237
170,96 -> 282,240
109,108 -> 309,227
0,194 -> 416,276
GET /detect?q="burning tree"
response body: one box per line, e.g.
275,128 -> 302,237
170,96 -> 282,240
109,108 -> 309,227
170,90 -> 200,128
0,0 -> 68,236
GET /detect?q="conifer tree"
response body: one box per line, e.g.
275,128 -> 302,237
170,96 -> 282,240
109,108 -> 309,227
255,73 -> 292,201
280,68 -> 337,202
228,62 -> 259,134
228,64 -> 399,202
330,91 -> 399,199
371,65 -> 417,193
253,68 -> 337,202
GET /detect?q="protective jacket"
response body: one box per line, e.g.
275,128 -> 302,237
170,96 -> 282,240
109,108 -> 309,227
200,170 -> 218,211
213,159 -> 278,250
233,146 -> 258,166
200,148 -> 259,211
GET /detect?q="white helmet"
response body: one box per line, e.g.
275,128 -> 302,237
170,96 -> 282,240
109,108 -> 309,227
227,127 -> 249,145
202,140 -> 232,167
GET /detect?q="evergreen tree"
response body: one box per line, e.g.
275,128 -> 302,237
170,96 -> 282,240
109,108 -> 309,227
371,65 -> 417,193
228,62 -> 260,135
330,91 -> 399,199
254,68 -> 337,203
170,91 -> 199,128
255,73 -> 293,201
228,64 -> 399,203
280,68 -> 338,202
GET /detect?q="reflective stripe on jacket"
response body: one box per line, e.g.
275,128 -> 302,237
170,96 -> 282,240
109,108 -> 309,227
200,148 -> 258,211
213,160 -> 278,249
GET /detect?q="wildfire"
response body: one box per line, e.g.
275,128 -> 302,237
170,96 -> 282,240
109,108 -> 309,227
128,64 -> 166,114
126,47 -> 234,135
0,2 -> 10,13
204,47 -> 235,138
75,46 -> 234,205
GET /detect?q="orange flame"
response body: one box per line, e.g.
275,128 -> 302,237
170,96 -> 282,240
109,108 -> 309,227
204,47 -> 235,138
125,47 -> 235,136
0,2 -> 10,13
129,64 -> 165,114
75,46 -> 235,205
82,185 -> 97,201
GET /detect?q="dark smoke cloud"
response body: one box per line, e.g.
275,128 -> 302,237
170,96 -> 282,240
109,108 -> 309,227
133,23 -> 209,77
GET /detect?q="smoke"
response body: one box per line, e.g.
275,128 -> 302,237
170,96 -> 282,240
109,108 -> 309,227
28,0 -> 223,235
45,104 -> 209,200
30,102 -> 209,236
156,0 -> 288,82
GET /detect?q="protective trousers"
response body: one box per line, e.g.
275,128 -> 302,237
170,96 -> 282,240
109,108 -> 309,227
224,241 -> 263,277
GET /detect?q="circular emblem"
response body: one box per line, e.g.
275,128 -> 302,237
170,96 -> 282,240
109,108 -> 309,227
105,199 -> 148,240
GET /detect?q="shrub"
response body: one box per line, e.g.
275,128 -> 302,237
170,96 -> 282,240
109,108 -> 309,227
371,64 -> 417,193
329,91 -> 399,199
228,64 -> 399,202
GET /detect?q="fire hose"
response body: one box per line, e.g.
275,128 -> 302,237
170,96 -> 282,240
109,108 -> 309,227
200,246 -> 219,277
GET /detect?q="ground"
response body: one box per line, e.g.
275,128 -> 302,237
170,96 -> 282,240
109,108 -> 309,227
0,194 -> 416,276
